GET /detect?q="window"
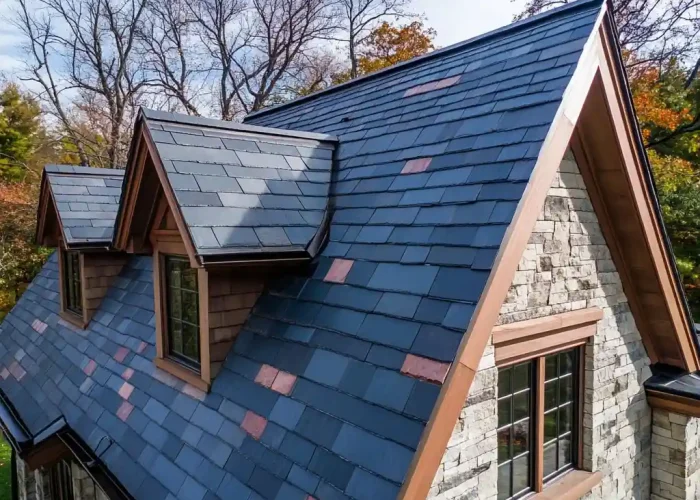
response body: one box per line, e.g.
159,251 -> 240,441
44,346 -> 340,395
497,348 -> 580,500
47,459 -> 108,500
164,255 -> 200,369
62,250 -> 82,315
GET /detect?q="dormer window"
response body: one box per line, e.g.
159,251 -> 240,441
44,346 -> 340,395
62,249 -> 83,317
164,255 -> 201,369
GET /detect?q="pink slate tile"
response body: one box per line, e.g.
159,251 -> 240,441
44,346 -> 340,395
123,368 -> 134,381
324,259 -> 354,283
116,401 -> 134,422
271,372 -> 296,395
118,382 -> 134,400
401,354 -> 450,384
0,368 -> 8,380
254,364 -> 279,388
137,342 -> 147,354
83,360 -> 97,376
114,347 -> 129,363
401,158 -> 432,174
241,411 -> 267,440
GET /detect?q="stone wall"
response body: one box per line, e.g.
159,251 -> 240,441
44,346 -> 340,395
650,409 -> 700,500
16,458 -> 50,500
429,150 -> 653,499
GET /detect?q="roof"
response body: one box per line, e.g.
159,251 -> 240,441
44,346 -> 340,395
44,165 -> 124,246
138,109 -> 336,259
0,2 -> 605,500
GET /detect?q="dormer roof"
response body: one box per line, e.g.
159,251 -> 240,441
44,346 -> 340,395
37,165 -> 124,249
115,109 -> 336,265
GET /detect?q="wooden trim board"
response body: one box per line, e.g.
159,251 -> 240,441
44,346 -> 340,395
493,308 -> 602,366
646,390 -> 700,419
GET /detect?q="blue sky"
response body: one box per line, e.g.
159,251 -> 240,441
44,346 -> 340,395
0,0 -> 526,79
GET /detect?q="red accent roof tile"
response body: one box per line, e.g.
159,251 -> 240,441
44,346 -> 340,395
137,342 -> 147,354
118,382 -> 134,400
404,76 -> 461,97
32,319 -> 47,334
271,372 -> 296,395
123,368 -> 134,381
116,401 -> 134,422
241,411 -> 267,440
8,362 -> 26,381
401,158 -> 432,174
255,364 -> 279,388
83,360 -> 97,376
324,259 -> 354,283
401,354 -> 450,384
114,347 -> 129,363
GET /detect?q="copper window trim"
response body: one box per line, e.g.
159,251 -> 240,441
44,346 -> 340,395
493,308 -> 602,367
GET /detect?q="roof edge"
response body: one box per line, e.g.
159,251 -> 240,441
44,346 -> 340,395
45,165 -> 125,176
141,108 -> 338,143
245,0 -> 604,121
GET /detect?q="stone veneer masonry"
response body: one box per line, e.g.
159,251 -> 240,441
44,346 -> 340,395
428,149 -> 653,499
650,409 -> 700,500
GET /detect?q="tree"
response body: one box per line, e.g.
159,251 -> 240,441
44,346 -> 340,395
333,0 -> 413,79
0,182 -> 52,320
0,83 -> 42,181
143,0 -> 338,120
13,0 -> 150,168
332,21 -> 435,84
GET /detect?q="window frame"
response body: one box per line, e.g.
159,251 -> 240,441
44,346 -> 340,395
57,244 -> 87,328
62,249 -> 83,316
496,346 -> 584,500
163,254 -> 201,370
151,240 -> 211,392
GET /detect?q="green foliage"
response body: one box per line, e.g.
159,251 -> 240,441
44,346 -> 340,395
0,84 -> 41,181
0,437 -> 11,500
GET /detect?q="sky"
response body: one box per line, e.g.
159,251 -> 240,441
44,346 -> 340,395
0,0 -> 527,80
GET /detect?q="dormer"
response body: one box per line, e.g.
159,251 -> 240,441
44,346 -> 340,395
36,165 -> 127,328
114,109 -> 336,389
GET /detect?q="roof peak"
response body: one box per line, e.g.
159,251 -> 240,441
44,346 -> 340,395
246,0 -> 604,120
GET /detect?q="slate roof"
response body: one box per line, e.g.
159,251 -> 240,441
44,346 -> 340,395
139,109 -> 336,259
44,165 -> 124,246
0,2 -> 605,500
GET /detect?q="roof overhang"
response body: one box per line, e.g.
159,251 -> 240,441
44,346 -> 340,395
399,3 -> 700,498
0,390 -> 132,500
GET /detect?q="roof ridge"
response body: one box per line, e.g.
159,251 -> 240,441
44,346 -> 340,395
45,165 -> 124,176
140,108 -> 339,143
246,0 -> 604,120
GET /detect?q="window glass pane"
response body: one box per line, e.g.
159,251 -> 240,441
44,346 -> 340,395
544,410 -> 557,443
512,454 -> 530,494
560,350 -> 574,375
498,428 -> 510,462
543,441 -> 557,477
498,398 -> 512,427
497,463 -> 511,500
165,256 -> 200,368
499,367 -> 512,395
545,355 -> 557,380
558,434 -> 573,468
559,374 -> 573,403
513,363 -> 530,392
544,380 -> 557,411
560,404 -> 573,435
512,421 -> 529,456
513,391 -> 529,422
